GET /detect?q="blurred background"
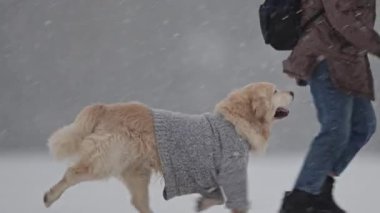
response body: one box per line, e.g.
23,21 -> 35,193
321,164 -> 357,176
0,0 -> 379,213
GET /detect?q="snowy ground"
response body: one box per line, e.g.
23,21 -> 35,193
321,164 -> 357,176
0,152 -> 378,213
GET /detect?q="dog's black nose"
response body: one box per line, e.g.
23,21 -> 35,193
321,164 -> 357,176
289,91 -> 294,98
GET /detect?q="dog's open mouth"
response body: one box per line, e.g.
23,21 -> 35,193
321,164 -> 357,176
274,107 -> 289,119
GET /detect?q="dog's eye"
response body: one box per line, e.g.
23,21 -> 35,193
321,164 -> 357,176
273,90 -> 278,94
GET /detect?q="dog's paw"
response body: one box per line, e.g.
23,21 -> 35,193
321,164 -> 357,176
196,197 -> 204,212
196,197 -> 224,212
43,191 -> 52,208
231,210 -> 247,213
43,189 -> 61,208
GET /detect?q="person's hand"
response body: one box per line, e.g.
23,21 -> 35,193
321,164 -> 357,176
296,79 -> 308,87
373,49 -> 380,59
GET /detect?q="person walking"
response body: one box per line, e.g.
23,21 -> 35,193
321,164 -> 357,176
278,0 -> 379,213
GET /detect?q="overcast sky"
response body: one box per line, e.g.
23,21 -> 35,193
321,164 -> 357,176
0,0 -> 379,152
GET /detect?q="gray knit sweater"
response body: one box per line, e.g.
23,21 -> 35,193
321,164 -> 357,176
152,109 -> 250,210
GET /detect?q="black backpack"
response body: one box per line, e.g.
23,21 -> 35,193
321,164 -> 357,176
259,0 -> 324,51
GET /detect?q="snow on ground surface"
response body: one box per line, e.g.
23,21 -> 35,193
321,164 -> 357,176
0,152 -> 379,213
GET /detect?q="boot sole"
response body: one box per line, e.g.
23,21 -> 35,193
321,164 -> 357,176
313,210 -> 345,213
279,207 -> 315,213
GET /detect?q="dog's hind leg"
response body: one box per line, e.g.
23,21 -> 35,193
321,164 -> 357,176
43,161 -> 99,207
120,167 -> 152,213
44,134 -> 112,207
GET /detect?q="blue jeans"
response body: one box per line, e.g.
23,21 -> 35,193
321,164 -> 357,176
294,61 -> 377,195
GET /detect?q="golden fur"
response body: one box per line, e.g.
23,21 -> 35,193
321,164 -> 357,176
43,82 -> 293,213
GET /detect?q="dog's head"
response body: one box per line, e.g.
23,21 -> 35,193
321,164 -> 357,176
246,82 -> 293,122
215,82 -> 293,151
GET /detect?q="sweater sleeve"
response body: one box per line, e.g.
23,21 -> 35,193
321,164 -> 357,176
321,0 -> 380,56
217,154 -> 249,211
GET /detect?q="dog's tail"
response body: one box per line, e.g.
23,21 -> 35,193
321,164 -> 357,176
48,104 -> 106,161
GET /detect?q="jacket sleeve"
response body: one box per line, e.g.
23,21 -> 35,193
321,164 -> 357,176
217,155 -> 249,211
321,0 -> 380,56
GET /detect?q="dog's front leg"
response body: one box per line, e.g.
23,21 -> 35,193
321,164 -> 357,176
196,187 -> 224,212
196,197 -> 224,212
231,209 -> 247,213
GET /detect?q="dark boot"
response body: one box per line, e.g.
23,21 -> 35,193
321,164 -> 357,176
279,189 -> 316,213
313,176 -> 346,213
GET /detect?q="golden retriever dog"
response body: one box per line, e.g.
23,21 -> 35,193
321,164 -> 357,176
43,82 -> 293,213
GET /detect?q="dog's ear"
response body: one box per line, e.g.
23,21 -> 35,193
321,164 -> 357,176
250,95 -> 271,123
249,87 -> 273,152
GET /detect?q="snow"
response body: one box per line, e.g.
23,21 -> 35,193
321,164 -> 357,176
0,0 -> 379,152
0,152 -> 378,213
0,1 -> 379,211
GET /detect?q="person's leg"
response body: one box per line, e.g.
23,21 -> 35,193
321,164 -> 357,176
294,61 -> 353,195
279,61 -> 354,213
311,89 -> 376,213
331,97 -> 377,176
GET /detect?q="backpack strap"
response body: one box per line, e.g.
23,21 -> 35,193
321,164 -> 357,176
301,9 -> 325,31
